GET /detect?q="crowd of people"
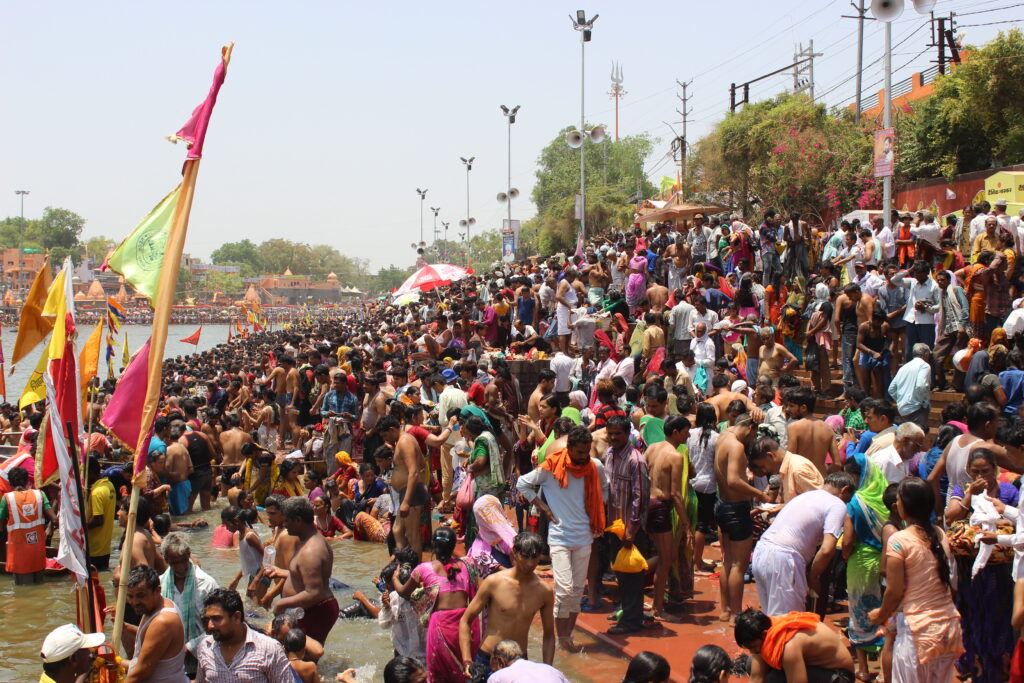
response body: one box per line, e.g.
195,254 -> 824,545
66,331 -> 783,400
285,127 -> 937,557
11,199 -> 1024,683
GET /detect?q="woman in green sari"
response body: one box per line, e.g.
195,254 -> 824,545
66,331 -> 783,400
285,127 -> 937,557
842,450 -> 888,681
461,412 -> 507,547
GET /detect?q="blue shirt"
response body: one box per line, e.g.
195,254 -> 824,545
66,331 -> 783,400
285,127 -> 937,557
845,429 -> 876,461
1001,367 -> 1024,415
321,389 -> 358,418
888,357 -> 931,416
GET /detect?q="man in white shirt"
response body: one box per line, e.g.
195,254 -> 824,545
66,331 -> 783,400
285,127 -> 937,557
690,297 -> 720,338
869,421 -> 924,485
549,351 -> 574,397
873,215 -> 896,260
690,323 -> 716,373
910,211 -> 941,250
749,475 -> 854,616
891,261 -> 940,355
487,639 -> 569,683
969,200 -> 992,244
853,262 -> 884,297
667,294 -> 696,357
437,369 -> 468,509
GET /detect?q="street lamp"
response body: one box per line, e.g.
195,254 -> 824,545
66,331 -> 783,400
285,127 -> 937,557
568,10 -> 600,243
441,221 -> 450,262
416,188 -> 428,245
15,189 -> 29,251
869,0 -> 934,221
498,106 -> 521,225
459,157 -> 476,267
430,207 -> 441,256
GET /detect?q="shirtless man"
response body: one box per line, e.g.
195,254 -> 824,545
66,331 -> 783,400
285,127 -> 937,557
459,531 -> 555,673
581,252 -> 609,305
123,565 -> 188,682
218,414 -> 252,496
379,415 -> 426,559
254,495 -> 299,609
735,608 -> 854,683
282,356 -> 301,445
527,369 -> 556,423
783,386 -> 839,477
757,328 -> 798,380
646,280 -> 670,315
115,496 -> 166,657
664,238 -> 690,292
164,422 -> 193,515
714,413 -> 768,622
266,497 -> 338,645
644,415 -> 693,617
706,373 -> 764,423
360,373 -> 388,461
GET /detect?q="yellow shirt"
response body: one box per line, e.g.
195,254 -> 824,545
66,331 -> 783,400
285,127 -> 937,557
86,478 -> 116,556
493,301 -> 510,317
780,451 -> 824,503
642,326 -> 666,360
972,232 -> 1000,261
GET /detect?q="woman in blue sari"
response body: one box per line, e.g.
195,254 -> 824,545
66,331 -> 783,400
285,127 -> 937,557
843,450 -> 888,681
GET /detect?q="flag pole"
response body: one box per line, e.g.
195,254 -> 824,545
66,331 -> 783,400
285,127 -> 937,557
111,42 -> 232,651
66,420 -> 97,634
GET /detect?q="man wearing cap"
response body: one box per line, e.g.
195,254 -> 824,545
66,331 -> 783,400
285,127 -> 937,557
39,624 -> 106,683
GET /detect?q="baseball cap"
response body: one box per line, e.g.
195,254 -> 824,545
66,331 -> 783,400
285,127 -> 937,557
854,259 -> 865,267
693,212 -> 706,220
41,624 -> 105,663
441,368 -> 459,383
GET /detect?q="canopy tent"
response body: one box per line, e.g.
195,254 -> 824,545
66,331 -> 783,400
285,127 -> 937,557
637,199 -> 730,225
393,263 -> 472,296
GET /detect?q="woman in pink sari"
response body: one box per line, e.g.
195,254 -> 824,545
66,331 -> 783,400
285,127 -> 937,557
625,254 -> 649,314
396,526 -> 481,682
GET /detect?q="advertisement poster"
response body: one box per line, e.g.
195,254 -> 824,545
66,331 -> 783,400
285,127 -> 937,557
873,128 -> 895,178
501,230 -> 515,262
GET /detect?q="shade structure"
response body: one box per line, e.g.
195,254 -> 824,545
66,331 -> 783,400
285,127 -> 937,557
394,264 -> 471,295
638,201 -> 730,224
392,290 -> 422,306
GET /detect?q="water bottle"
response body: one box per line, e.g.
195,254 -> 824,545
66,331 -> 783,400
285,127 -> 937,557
262,545 -> 276,570
286,606 -> 305,621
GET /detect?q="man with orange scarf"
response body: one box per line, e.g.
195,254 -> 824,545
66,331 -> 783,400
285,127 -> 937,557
516,426 -> 605,652
734,608 -> 854,683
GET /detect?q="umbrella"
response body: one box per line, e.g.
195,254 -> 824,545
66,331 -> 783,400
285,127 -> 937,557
393,263 -> 472,295
392,290 -> 422,306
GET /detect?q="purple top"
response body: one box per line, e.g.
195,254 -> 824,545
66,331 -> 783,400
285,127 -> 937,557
949,481 -> 1018,506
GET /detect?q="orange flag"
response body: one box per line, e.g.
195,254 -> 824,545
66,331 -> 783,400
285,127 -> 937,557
10,257 -> 53,368
79,316 -> 104,395
179,326 -> 202,345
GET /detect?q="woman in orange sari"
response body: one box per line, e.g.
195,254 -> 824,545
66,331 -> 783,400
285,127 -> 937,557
956,252 -> 994,338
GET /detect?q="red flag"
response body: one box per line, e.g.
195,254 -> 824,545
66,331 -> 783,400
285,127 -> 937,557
179,326 -> 202,345
227,326 -> 233,343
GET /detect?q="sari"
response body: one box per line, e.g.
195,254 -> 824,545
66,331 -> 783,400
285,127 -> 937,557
411,559 -> 481,683
625,255 -> 648,312
846,451 -> 887,651
468,495 -> 516,573
467,431 -> 506,548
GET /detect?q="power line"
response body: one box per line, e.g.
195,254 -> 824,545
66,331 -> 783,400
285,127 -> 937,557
957,2 -> 1024,16
959,19 -> 1023,27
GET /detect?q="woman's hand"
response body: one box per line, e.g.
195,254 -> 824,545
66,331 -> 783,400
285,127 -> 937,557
979,530 -> 1000,545
967,477 -> 988,496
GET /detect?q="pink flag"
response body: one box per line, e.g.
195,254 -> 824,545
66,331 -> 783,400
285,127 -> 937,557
171,45 -> 230,159
100,338 -> 152,474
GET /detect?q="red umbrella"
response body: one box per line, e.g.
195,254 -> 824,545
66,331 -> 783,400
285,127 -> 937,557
394,264 -> 472,296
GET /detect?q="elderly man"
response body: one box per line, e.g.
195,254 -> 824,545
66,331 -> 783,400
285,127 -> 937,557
749,473 -> 854,616
690,322 -> 716,374
973,214 -> 1002,261
486,639 -> 569,683
160,532 -> 218,676
869,422 -> 925,485
888,343 -> 932,432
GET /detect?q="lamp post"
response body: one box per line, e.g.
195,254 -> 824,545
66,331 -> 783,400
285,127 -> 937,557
416,188 -> 428,245
569,10 -> 599,243
441,221 -> 450,262
459,157 -> 476,268
498,106 -> 521,224
430,206 -> 440,257
15,189 -> 29,251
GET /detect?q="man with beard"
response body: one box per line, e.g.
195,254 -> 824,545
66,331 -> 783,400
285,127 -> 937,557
195,588 -> 291,682
123,565 -> 188,682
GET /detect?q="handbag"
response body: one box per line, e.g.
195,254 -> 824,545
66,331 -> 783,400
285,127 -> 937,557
804,340 -> 819,369
455,472 -> 475,510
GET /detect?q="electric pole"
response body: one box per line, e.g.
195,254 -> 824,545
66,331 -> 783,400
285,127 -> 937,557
793,40 -> 822,101
676,79 -> 691,197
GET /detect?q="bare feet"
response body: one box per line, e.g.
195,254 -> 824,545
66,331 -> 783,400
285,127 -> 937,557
719,610 -> 733,623
558,636 -> 583,653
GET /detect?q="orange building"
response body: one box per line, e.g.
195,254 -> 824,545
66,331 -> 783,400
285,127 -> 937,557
1,248 -> 47,296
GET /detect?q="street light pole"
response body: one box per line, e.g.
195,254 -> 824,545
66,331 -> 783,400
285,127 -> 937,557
430,206 -> 440,251
15,189 -> 29,251
459,157 -> 475,268
416,188 -> 428,245
441,221 -> 450,262
570,11 -> 598,244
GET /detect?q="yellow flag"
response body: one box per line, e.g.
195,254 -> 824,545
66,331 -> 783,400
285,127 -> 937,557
11,257 -> 54,367
123,331 -> 130,366
19,351 -> 48,409
79,317 -> 104,395
41,268 -> 69,360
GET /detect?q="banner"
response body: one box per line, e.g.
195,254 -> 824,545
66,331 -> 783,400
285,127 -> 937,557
873,128 -> 895,178
501,219 -> 520,263
44,373 -> 89,586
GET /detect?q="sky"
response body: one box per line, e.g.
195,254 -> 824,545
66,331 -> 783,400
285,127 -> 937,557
1,0 -> 1016,272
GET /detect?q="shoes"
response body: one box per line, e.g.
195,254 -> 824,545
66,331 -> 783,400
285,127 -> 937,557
580,596 -> 604,612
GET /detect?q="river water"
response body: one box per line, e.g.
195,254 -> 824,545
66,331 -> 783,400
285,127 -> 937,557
1,323 -> 630,681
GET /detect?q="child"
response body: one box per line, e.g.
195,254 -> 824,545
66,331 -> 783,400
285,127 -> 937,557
283,628 -> 318,683
879,482 -> 903,683
840,386 -> 867,432
377,549 -> 426,664
211,506 -> 239,548
228,507 -> 264,592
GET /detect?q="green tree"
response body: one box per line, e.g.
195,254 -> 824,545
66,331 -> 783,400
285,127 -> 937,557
28,207 -> 85,250
211,239 -> 263,272
203,270 -> 244,297
83,235 -> 116,261
374,265 -> 415,294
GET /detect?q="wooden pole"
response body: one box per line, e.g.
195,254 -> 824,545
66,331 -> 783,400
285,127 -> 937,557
110,484 -> 139,651
66,420 -> 97,634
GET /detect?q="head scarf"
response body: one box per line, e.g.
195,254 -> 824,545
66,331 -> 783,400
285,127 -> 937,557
991,328 -> 1008,351
469,494 -> 516,558
824,414 -> 845,434
813,282 -> 830,312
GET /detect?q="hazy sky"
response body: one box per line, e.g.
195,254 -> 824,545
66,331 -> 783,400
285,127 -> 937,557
1,1 -> 1013,272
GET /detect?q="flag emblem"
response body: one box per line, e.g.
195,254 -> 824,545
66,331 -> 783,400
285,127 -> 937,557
136,222 -> 168,271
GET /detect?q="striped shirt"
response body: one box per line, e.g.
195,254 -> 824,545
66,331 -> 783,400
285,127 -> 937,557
605,443 -> 649,537
194,625 -> 292,683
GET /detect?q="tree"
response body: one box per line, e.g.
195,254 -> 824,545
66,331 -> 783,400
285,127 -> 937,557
211,239 -> 262,272
203,270 -> 244,297
28,207 -> 85,250
895,29 -> 1024,180
374,265 -> 415,294
83,236 -> 116,261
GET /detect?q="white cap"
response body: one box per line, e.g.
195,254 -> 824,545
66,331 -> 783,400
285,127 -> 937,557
40,624 -> 105,663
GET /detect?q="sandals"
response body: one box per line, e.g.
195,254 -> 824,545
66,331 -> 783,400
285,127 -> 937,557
580,596 -> 604,612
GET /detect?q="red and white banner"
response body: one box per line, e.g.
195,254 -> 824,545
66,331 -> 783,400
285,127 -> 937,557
44,372 -> 88,585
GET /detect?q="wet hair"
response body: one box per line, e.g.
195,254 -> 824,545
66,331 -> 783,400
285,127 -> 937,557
203,588 -> 244,616
566,425 -> 593,450
824,471 -> 855,492
747,436 -> 778,463
119,494 -> 153,526
966,401 -> 998,433
383,656 -> 427,683
283,627 -> 306,654
126,564 -> 160,590
623,651 -> 671,683
263,494 -> 284,511
689,645 -> 747,683
665,415 -> 690,438
897,477 -> 952,591
281,496 -> 314,524
513,531 -> 547,558
152,513 -> 171,537
782,386 -> 815,412
734,608 -> 773,647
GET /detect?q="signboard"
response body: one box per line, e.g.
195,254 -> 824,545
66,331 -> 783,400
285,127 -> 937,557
501,219 -> 520,263
873,128 -> 895,178
984,171 -> 1024,205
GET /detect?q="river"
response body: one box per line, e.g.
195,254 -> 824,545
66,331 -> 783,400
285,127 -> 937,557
2,322 -> 630,681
